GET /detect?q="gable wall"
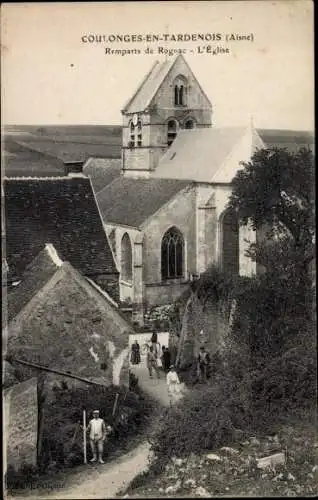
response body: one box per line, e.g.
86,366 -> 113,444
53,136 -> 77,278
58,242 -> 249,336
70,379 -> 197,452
153,57 -> 212,113
8,266 -> 131,387
142,186 -> 196,305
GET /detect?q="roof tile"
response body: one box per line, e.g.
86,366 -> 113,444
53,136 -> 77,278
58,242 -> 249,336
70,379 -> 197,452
97,177 -> 192,227
5,177 -> 118,279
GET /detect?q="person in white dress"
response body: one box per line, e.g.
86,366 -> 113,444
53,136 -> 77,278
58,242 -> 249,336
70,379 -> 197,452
166,365 -> 182,404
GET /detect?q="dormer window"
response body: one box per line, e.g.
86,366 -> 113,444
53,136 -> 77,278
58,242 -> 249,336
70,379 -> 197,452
167,119 -> 178,146
173,75 -> 188,106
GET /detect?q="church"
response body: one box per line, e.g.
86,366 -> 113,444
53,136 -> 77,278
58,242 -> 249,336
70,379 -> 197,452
86,54 -> 313,325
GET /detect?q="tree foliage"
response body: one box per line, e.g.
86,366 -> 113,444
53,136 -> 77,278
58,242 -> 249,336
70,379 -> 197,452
228,147 -> 315,263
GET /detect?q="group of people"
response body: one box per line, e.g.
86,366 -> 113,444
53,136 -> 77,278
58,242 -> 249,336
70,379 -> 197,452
130,335 -> 212,383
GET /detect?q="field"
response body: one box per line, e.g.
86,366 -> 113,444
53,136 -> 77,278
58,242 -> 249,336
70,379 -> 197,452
3,125 -> 122,177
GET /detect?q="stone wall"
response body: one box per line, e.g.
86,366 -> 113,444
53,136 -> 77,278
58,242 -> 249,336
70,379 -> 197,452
143,185 -> 196,285
176,293 -> 228,369
5,378 -> 38,472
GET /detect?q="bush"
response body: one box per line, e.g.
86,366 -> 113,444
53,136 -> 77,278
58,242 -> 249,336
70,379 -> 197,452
150,375 -> 252,459
38,383 -> 156,472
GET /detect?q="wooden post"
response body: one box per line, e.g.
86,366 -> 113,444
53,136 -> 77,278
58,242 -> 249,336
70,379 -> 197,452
83,410 -> 87,464
112,393 -> 119,417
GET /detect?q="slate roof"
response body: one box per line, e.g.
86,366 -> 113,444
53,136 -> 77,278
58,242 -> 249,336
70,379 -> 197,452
96,177 -> 192,228
7,245 -> 60,323
154,127 -> 247,182
5,176 -> 118,280
83,158 -> 122,193
122,58 -> 176,114
154,127 -> 314,183
257,129 -> 314,153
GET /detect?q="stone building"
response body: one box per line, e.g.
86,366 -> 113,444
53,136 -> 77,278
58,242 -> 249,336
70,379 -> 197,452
87,54 -> 313,325
6,243 -> 132,387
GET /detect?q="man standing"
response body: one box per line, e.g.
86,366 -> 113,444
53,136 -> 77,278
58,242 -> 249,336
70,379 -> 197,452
161,346 -> 171,373
147,345 -> 160,379
86,410 -> 109,464
197,346 -> 211,383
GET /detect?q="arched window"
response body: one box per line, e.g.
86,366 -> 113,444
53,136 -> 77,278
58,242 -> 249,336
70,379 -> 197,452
137,120 -> 142,147
121,233 -> 132,282
221,209 -> 239,275
173,75 -> 187,106
185,118 -> 195,129
167,119 -> 178,146
129,121 -> 135,147
161,227 -> 184,280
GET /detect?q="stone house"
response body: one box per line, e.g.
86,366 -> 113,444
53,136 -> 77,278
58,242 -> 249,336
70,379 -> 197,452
6,243 -> 133,387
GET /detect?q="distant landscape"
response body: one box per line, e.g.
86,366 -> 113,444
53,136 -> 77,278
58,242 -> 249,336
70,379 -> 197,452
3,125 -> 122,177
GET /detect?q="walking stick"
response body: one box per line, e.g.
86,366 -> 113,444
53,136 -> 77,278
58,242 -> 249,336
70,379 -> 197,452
83,409 -> 87,464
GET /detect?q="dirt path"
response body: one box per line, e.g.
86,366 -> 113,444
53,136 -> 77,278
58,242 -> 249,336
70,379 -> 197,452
130,361 -> 171,407
7,441 -> 152,500
7,361 -> 174,500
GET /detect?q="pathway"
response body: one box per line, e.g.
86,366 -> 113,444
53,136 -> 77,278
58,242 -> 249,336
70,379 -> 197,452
130,357 -> 171,406
6,442 -> 152,500
6,359 -> 181,500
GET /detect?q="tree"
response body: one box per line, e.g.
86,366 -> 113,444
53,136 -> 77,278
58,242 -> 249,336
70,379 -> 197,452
228,147 -> 315,272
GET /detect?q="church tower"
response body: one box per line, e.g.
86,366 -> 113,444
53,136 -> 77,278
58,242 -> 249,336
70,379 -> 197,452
121,54 -> 213,178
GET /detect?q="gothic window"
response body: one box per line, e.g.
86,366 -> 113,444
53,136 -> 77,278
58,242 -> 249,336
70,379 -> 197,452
161,227 -> 184,280
121,233 -> 132,282
173,75 -> 188,106
167,119 -> 178,146
137,120 -> 142,147
221,209 -> 239,276
129,121 -> 135,147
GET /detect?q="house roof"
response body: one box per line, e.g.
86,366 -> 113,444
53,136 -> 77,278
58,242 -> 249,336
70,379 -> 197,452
5,176 -> 118,280
83,158 -> 122,193
257,129 -> 314,153
7,244 -> 61,323
122,58 -> 176,114
6,250 -> 134,385
154,127 -> 247,182
96,177 -> 192,228
154,126 -> 314,183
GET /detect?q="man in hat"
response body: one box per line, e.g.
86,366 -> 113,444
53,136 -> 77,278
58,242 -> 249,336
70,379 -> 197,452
86,410 -> 110,464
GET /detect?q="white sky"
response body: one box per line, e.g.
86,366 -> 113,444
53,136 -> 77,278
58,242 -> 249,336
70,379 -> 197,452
1,1 -> 314,130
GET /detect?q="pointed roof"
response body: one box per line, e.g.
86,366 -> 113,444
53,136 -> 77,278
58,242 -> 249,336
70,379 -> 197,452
122,58 -> 176,114
122,54 -> 212,114
7,247 -> 135,386
154,127 -> 248,183
7,244 -> 62,323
